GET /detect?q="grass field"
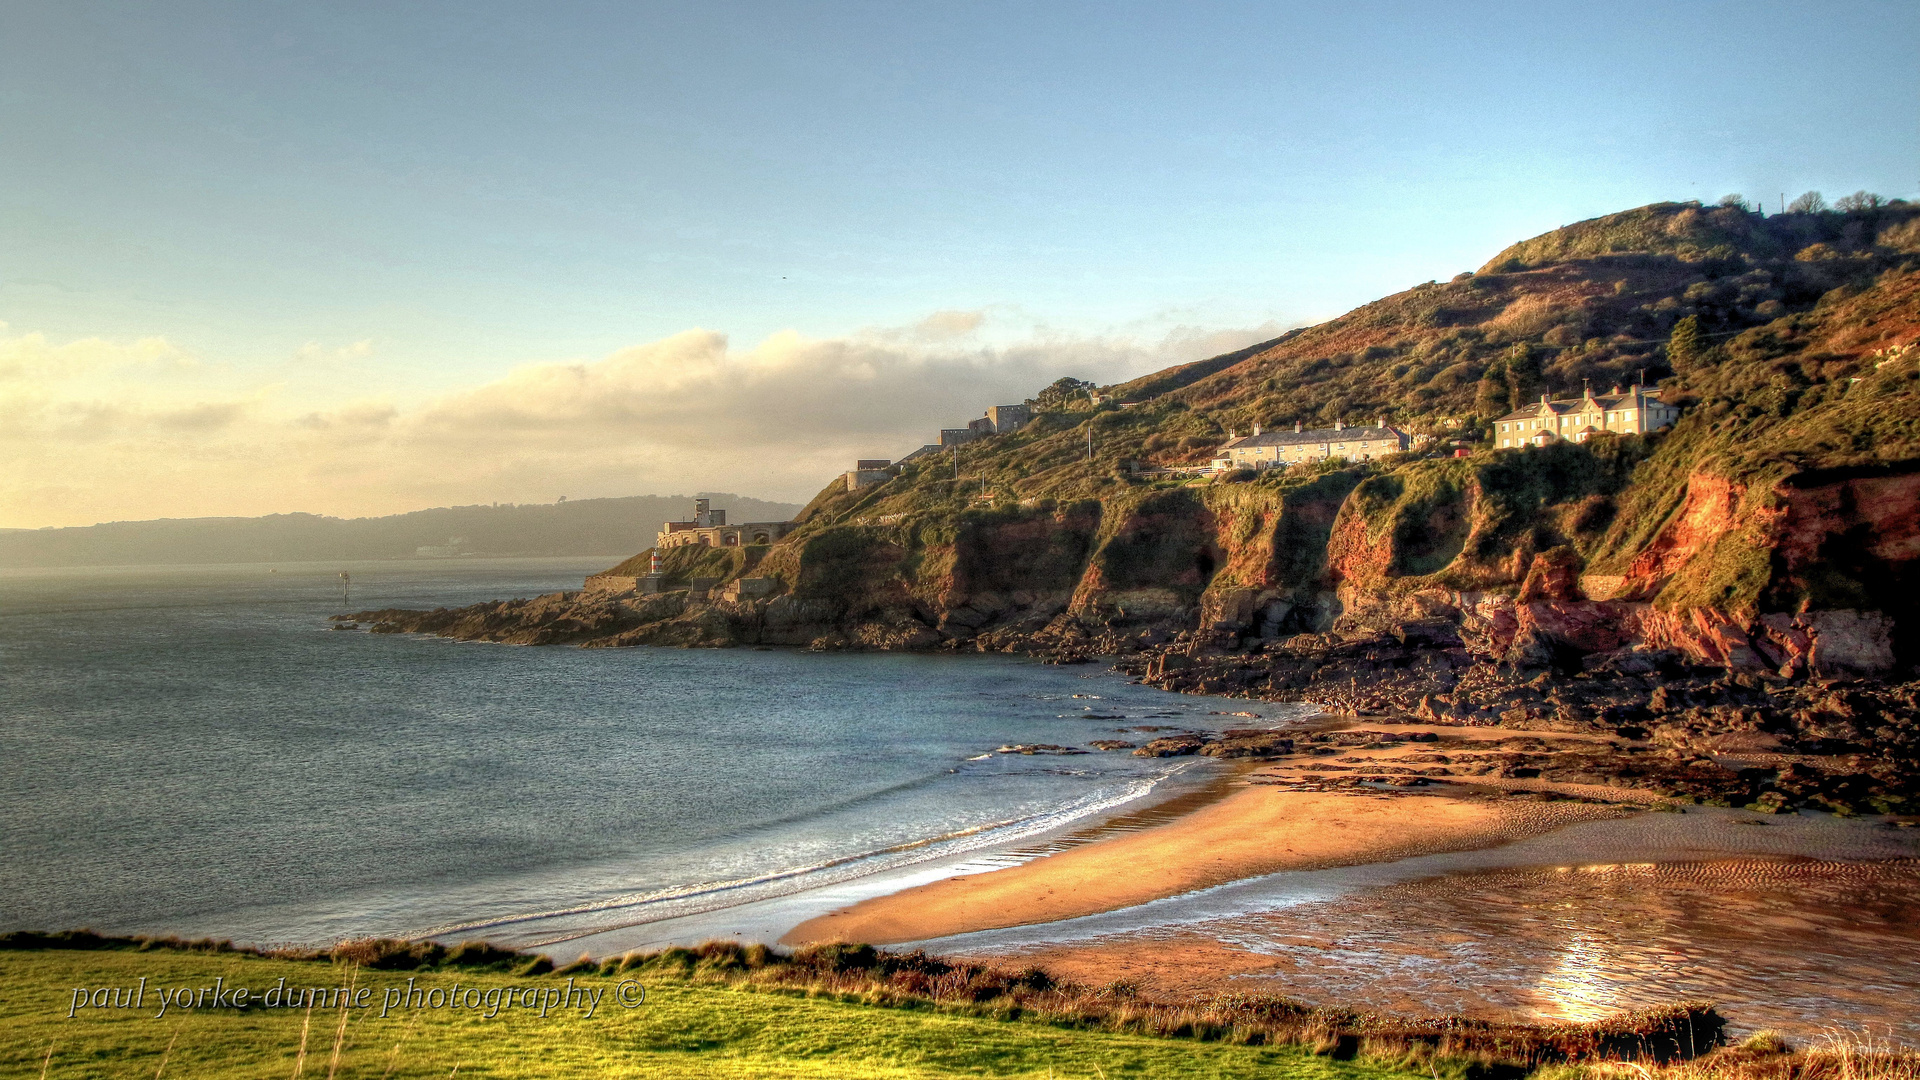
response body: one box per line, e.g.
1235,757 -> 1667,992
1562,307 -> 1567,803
1,947 -> 1414,1079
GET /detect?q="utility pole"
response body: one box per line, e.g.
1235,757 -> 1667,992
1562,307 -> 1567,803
1085,383 -> 1098,462
952,442 -> 959,480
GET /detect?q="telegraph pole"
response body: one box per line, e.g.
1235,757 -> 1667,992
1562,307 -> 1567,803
1085,384 -> 1098,462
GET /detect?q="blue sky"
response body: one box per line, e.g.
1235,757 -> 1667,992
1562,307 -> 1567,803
1,0 -> 1914,526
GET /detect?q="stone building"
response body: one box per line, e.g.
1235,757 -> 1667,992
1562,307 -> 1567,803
843,459 -> 894,492
655,498 -> 796,549
1492,385 -> 1678,448
986,403 -> 1031,433
1211,418 -> 1411,470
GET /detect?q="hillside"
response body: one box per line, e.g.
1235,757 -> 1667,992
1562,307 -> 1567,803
735,198 -> 1920,659
354,197 -> 1920,814
0,493 -> 801,568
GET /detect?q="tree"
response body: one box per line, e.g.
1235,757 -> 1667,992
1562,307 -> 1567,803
1717,194 -> 1754,211
1834,190 -> 1885,212
1786,191 -> 1827,214
1474,367 -> 1511,417
1667,315 -> 1708,375
1034,377 -> 1096,410
1503,343 -> 1541,406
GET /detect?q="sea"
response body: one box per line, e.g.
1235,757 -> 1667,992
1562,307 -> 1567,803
0,557 -> 1298,950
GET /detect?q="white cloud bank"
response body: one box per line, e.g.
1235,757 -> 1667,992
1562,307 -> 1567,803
0,314 -> 1287,529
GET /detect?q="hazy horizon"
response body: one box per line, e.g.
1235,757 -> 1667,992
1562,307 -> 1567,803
0,488 -> 803,533
0,490 -> 808,568
4,0 -> 1914,528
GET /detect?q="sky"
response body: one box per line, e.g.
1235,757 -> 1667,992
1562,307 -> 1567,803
2,0 -> 1915,528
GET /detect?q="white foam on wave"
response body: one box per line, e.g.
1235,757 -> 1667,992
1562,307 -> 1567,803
415,764 -> 1196,944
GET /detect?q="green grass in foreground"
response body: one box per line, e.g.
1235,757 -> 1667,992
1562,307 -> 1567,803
1,948 -> 1411,1079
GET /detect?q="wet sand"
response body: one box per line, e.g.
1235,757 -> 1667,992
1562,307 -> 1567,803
973,857 -> 1920,1042
781,785 -> 1628,945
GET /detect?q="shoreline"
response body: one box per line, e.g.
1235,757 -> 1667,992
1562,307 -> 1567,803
781,721 -> 1644,947
771,715 -> 1920,1038
759,708 -> 1920,1039
520,751 -> 1258,959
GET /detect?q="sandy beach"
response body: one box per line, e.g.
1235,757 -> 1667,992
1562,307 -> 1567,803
782,781 -> 1628,945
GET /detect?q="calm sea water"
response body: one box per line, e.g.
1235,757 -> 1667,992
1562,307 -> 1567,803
0,558 -> 1292,948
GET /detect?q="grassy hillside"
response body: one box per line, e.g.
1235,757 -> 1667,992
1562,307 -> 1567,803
1131,200 -> 1920,443
0,944 -> 1430,1080
738,199 -> 1920,651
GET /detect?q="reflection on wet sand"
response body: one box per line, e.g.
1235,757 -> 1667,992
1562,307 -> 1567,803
988,857 -> 1920,1042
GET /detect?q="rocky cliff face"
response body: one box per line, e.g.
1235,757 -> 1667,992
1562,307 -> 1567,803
350,447 -> 1917,676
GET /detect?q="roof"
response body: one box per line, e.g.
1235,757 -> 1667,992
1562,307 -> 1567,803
1221,424 -> 1405,449
1494,388 -> 1665,423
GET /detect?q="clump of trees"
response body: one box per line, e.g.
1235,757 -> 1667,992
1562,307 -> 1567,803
1034,377 -> 1098,410
1782,190 -> 1888,214
1787,191 -> 1828,214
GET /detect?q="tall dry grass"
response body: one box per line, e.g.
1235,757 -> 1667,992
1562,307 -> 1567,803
1573,1029 -> 1920,1080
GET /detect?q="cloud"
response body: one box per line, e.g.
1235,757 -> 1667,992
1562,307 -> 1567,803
0,315 -> 1291,528
0,331 -> 192,382
912,309 -> 986,340
293,402 -> 400,430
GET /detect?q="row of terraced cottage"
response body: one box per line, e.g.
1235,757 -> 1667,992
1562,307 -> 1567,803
1211,382 -> 1678,472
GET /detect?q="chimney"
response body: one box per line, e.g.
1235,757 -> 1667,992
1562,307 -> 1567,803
1334,417 -> 1343,431
1294,420 -> 1303,433
1252,423 -> 1261,437
1376,415 -> 1387,429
